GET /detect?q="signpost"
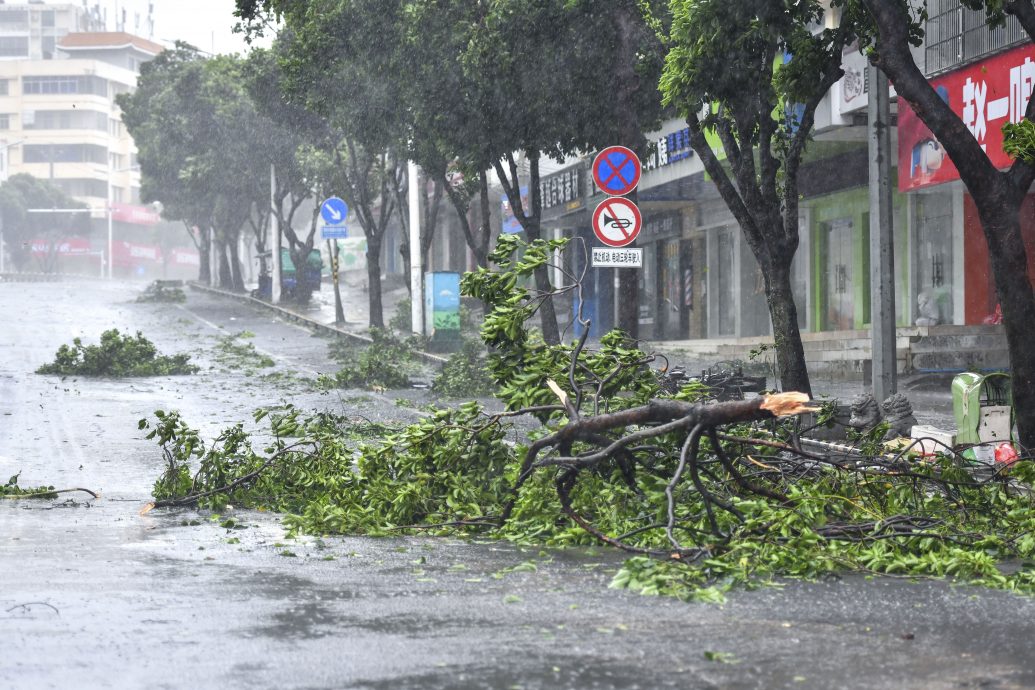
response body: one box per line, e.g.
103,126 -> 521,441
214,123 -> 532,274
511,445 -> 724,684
592,196 -> 642,247
319,196 -> 348,323
320,196 -> 349,240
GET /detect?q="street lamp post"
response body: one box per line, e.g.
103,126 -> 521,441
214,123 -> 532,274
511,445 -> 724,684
0,139 -> 25,273
107,162 -> 139,279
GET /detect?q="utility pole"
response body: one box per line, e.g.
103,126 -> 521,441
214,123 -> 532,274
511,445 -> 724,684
868,63 -> 897,402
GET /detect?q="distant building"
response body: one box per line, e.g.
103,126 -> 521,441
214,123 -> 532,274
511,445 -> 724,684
0,30 -> 161,207
0,13 -> 197,279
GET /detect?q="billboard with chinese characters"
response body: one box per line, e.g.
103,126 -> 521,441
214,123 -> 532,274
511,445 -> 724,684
898,42 -> 1035,192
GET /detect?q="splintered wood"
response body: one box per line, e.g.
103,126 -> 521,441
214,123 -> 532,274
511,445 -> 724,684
760,392 -> 817,417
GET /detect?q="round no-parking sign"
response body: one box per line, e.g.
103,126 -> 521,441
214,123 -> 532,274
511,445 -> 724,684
592,197 -> 642,248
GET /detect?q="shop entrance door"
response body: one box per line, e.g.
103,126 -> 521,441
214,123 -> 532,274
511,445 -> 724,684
715,229 -> 736,336
822,218 -> 855,331
656,238 -> 685,340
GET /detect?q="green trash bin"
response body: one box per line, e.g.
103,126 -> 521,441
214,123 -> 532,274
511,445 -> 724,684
952,372 -> 1013,460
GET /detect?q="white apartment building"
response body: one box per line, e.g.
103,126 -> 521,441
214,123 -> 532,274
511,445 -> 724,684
0,29 -> 160,209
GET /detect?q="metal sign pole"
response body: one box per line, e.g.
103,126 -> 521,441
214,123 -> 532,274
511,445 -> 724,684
330,238 -> 345,324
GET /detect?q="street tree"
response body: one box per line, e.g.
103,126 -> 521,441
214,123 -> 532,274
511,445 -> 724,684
118,44 -> 214,283
0,173 -> 89,273
243,42 -> 326,303
444,0 -> 667,343
849,0 -> 1035,450
658,0 -> 857,396
119,46 -> 268,292
237,2 -> 411,328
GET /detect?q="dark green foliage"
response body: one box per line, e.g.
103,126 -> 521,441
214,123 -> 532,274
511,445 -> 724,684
431,338 -> 495,399
0,174 -> 91,272
214,331 -> 275,371
36,329 -> 198,377
0,473 -> 57,499
326,329 -> 420,390
136,282 -> 187,303
462,234 -> 659,419
144,235 -> 1035,602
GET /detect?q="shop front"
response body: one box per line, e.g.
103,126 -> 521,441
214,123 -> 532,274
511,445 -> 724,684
898,40 -> 1035,326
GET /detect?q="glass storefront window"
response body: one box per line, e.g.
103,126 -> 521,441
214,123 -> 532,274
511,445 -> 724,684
914,190 -> 954,325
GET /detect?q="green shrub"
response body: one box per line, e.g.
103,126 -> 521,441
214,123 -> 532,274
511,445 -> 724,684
36,329 -> 198,377
327,329 -> 420,390
431,338 -> 495,398
136,282 -> 187,303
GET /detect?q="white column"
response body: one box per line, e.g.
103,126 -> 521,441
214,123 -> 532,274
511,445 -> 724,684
408,160 -> 423,336
271,164 -> 281,303
107,163 -> 114,279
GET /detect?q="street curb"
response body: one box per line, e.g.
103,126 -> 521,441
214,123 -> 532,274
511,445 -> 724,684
0,271 -> 105,282
187,281 -> 448,366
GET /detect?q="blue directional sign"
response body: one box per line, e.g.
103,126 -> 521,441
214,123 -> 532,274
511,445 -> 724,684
321,225 -> 348,240
320,196 -> 349,225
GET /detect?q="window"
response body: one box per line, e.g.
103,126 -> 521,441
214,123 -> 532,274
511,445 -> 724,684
22,75 -> 108,97
0,81 -> 9,96
0,37 -> 29,58
24,143 -> 108,165
0,10 -> 29,30
41,11 -> 55,28
0,114 -> 11,130
41,36 -> 55,59
51,178 -> 108,198
23,109 -> 109,131
926,0 -> 1028,75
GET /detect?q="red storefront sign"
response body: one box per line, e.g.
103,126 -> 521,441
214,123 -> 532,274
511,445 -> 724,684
169,247 -> 200,266
111,202 -> 160,225
898,43 -> 1035,192
29,237 -> 93,256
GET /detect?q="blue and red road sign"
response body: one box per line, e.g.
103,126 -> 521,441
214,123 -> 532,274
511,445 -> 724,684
592,146 -> 641,196
592,197 -> 642,248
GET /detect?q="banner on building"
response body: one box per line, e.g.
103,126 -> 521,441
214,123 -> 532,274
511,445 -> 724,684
899,42 -> 1035,192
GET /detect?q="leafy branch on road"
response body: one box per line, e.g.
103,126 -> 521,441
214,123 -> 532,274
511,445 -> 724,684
36,329 -> 198,377
1,472 -> 98,500
140,237 -> 1035,601
213,331 -> 275,372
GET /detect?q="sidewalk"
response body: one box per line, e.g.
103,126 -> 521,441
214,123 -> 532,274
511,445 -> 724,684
246,274 -> 959,430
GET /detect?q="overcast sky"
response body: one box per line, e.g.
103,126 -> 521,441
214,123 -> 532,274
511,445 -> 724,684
72,0 -> 271,55
151,0 -> 271,55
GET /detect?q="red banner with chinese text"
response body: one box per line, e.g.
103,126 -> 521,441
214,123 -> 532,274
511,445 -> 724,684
898,43 -> 1035,191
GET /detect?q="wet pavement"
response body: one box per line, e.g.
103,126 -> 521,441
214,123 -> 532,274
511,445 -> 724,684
2,279 -> 1035,690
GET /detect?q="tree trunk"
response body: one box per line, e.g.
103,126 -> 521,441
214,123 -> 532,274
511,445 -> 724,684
198,227 -> 211,284
228,235 -> 245,292
477,172 -> 492,268
973,197 -> 1035,452
615,4 -> 643,339
522,216 -> 561,345
765,259 -> 812,397
367,236 -> 384,329
217,241 -> 232,290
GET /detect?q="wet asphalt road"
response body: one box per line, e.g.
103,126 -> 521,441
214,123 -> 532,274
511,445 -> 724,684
2,279 -> 1035,690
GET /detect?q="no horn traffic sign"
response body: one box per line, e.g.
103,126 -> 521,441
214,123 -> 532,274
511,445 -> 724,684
592,197 -> 642,248
592,146 -> 641,196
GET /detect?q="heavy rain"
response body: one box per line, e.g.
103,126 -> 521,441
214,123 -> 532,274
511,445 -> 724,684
4,1 -> 1035,688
